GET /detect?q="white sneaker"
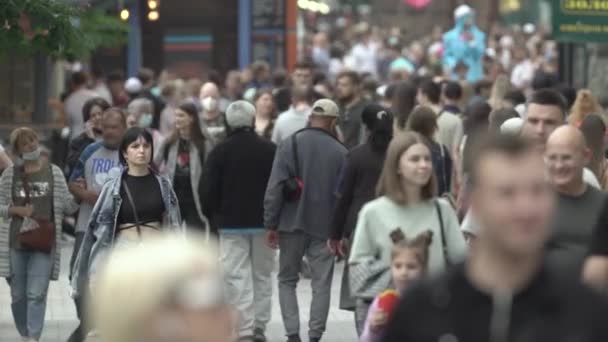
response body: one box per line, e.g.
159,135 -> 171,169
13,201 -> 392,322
87,330 -> 99,338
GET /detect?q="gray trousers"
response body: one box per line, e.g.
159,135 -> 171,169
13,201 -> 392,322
278,231 -> 335,339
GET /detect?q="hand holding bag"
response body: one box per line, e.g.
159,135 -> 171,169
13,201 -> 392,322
17,166 -> 55,254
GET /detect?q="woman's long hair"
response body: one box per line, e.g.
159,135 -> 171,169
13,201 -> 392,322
580,114 -> 607,181
253,88 -> 277,139
376,132 -> 437,204
569,89 -> 603,126
163,102 -> 207,161
361,104 -> 393,154
391,81 -> 417,131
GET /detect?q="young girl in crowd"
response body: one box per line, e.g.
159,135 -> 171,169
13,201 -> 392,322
360,230 -> 433,342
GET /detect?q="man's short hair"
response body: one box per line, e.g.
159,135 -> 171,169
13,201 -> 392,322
419,79 -> 441,104
137,68 -> 155,85
528,88 -> 568,119
293,60 -> 315,71
469,134 -> 537,187
336,70 -> 361,86
71,71 -> 88,87
443,81 -> 462,101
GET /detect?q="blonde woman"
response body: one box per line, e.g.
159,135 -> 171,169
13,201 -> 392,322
348,132 -> 466,334
488,74 -> 511,110
92,234 -> 236,342
0,128 -> 79,342
569,89 -> 603,127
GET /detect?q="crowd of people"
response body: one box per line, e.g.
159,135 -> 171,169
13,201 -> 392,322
2,4 -> 608,342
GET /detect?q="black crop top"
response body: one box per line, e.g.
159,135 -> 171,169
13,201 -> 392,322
118,173 -> 165,225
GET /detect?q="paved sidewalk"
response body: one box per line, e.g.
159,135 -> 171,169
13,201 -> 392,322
0,242 -> 357,342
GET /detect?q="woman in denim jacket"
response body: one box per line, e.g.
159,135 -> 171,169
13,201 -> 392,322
71,127 -> 183,296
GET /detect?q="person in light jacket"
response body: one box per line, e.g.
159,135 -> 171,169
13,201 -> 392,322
0,127 -> 79,342
155,102 -> 213,234
71,127 -> 183,297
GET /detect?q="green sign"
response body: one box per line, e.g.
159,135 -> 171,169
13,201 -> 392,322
553,0 -> 608,43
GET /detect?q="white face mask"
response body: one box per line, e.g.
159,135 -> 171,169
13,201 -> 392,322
138,113 -> 153,128
201,97 -> 218,112
22,147 -> 41,161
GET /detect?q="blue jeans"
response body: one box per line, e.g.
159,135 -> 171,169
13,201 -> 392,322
9,248 -> 53,340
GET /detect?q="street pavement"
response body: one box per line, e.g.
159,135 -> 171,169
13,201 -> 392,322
0,238 -> 357,342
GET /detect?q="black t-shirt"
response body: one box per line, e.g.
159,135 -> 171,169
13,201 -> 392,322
383,263 -> 608,342
173,139 -> 195,206
590,198 -> 608,256
118,173 -> 165,225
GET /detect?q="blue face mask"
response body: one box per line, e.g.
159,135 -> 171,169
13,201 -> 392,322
22,147 -> 41,161
138,113 -> 153,128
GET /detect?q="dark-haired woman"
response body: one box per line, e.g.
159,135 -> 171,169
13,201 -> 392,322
253,89 -> 276,140
72,127 -> 182,296
328,104 -> 393,332
155,102 -> 213,234
66,97 -> 111,176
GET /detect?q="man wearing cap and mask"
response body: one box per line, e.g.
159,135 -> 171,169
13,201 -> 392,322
264,99 -> 347,342
443,4 -> 486,83
199,81 -> 229,143
201,101 -> 276,342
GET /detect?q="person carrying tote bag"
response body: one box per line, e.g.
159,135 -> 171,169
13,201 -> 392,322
349,132 -> 466,336
0,127 -> 79,342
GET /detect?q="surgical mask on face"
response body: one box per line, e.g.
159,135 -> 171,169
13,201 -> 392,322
22,147 -> 41,161
138,113 -> 153,128
201,97 -> 218,112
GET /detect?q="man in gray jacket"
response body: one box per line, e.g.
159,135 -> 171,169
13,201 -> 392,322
264,99 -> 347,342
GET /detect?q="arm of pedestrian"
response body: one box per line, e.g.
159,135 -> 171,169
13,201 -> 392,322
442,200 -> 467,261
55,166 -> 79,215
0,166 -> 13,219
263,144 -> 290,230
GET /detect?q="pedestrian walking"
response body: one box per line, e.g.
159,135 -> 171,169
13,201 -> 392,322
201,100 -> 276,342
382,134 -> 608,342
328,104 -> 393,314
360,230 -> 432,342
0,127 -> 79,342
65,97 -> 110,177
272,85 -> 313,144
67,107 -> 126,342
155,102 -> 213,234
199,82 -> 229,143
253,89 -> 277,140
407,106 -> 453,196
348,132 -> 466,334
264,99 -> 347,342
71,127 -> 183,297
545,126 -> 606,277
335,71 -> 368,148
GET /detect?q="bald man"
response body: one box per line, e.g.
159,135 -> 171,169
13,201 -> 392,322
545,126 -> 606,278
200,82 -> 229,143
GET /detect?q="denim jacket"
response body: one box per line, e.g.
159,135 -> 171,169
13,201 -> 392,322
71,169 -> 182,294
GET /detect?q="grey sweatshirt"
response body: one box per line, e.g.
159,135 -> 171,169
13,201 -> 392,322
264,128 -> 347,239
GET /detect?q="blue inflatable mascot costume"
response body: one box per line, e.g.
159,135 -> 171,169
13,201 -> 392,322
442,5 -> 486,83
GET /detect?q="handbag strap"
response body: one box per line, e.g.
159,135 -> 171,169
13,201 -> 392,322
122,179 -> 142,236
434,199 -> 451,267
291,132 -> 300,178
20,166 -> 31,204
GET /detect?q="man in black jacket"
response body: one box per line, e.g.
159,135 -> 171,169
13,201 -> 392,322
200,100 -> 276,342
383,134 -> 608,342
